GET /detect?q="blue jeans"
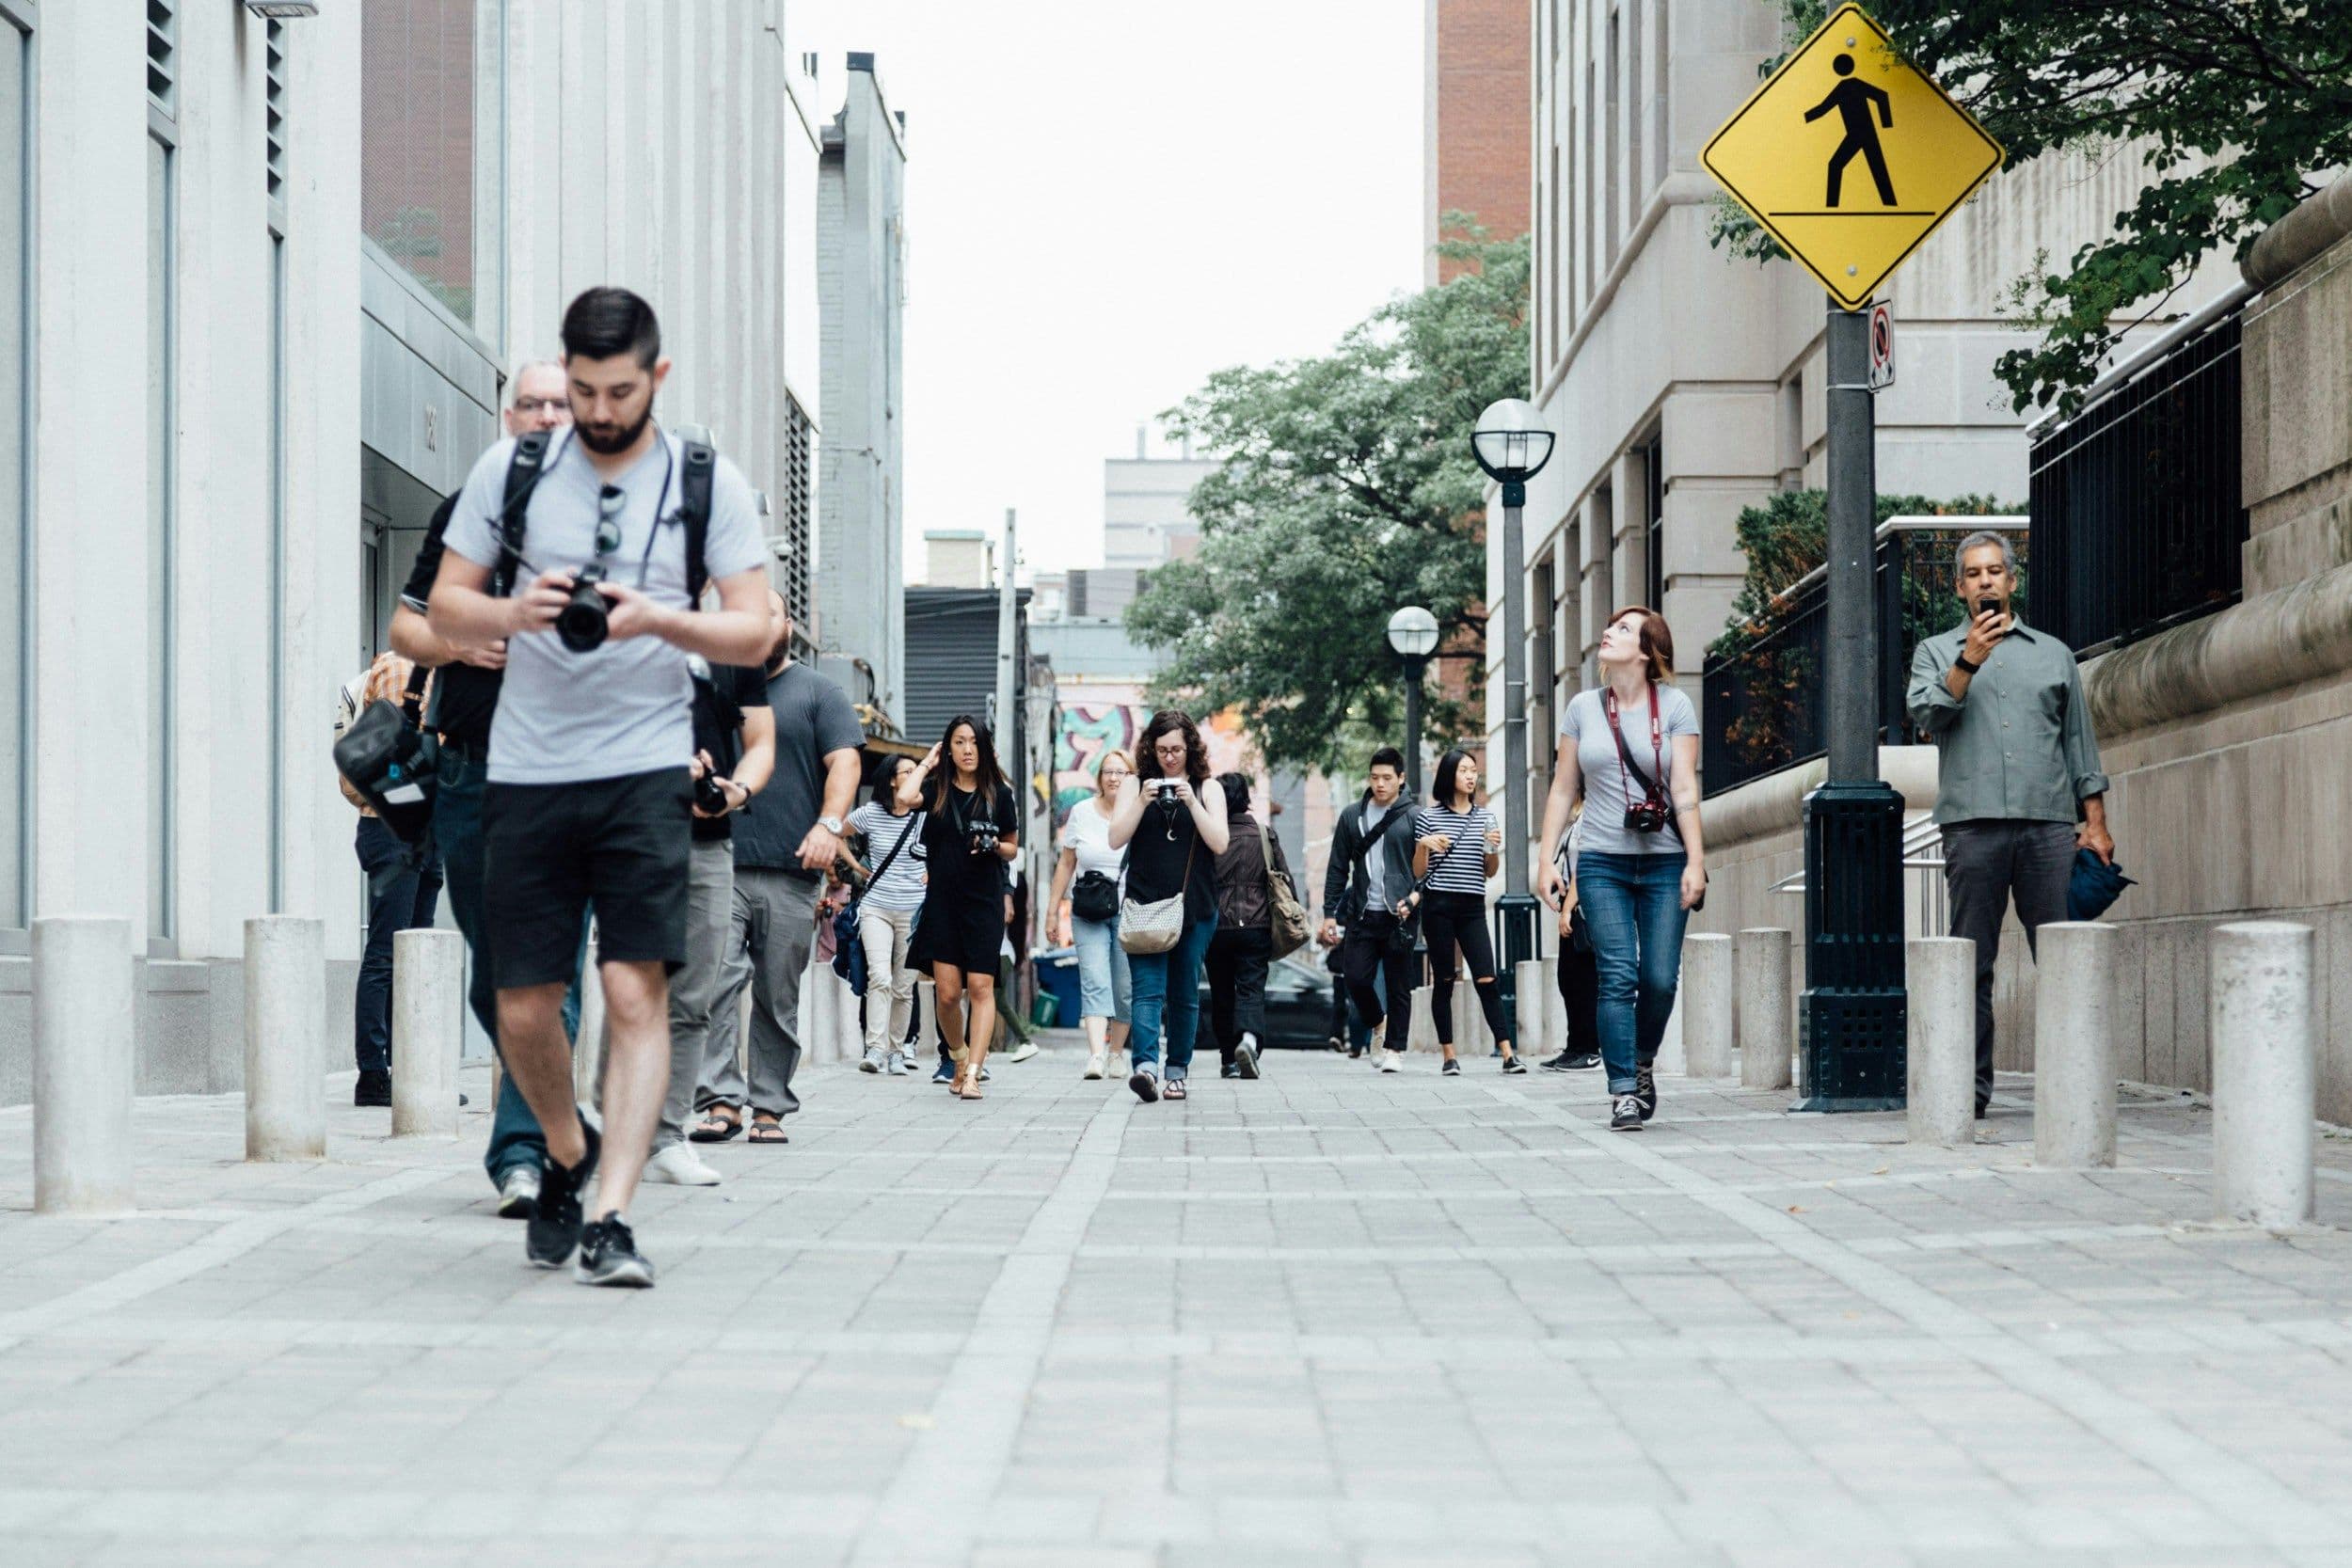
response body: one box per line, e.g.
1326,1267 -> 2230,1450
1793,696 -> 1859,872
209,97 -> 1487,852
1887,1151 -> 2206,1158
354,816 -> 442,1075
435,752 -> 585,1186
1125,908 -> 1217,1079
1071,912 -> 1132,1022
1576,851 -> 1690,1093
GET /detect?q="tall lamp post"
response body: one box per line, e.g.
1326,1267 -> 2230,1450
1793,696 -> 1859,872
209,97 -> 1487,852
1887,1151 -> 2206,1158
1470,398 -> 1555,1053
1386,606 -> 1439,799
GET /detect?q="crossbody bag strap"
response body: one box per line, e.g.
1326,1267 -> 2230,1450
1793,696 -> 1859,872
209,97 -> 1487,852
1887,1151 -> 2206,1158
867,810 -> 922,888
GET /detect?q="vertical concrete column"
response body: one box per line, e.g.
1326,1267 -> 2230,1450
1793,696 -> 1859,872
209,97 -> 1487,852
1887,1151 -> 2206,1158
916,976 -> 939,1059
32,917 -> 135,1214
390,929 -> 464,1139
1681,933 -> 1733,1079
244,916 -> 326,1162
1735,928 -> 1794,1090
1514,959 -> 1551,1056
574,930 -> 606,1109
1451,977 -> 1479,1053
2033,922 -> 2116,1168
1906,937 -> 1975,1148
1395,985 -> 1431,1053
2212,922 -> 2316,1227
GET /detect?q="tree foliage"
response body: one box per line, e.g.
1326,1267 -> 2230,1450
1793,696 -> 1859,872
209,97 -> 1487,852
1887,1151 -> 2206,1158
1708,0 -> 2352,415
1125,223 -> 1529,775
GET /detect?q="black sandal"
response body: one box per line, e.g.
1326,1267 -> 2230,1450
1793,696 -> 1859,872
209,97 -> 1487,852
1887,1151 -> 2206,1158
746,1117 -> 788,1145
689,1106 -> 742,1143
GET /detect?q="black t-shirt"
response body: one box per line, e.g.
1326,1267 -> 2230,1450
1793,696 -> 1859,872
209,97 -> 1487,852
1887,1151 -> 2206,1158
689,662 -> 768,843
920,782 -> 1017,904
398,492 -> 501,753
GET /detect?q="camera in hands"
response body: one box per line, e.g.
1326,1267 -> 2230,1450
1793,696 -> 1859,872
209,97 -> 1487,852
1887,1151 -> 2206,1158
693,771 -> 728,816
967,823 -> 1000,857
556,564 -> 614,653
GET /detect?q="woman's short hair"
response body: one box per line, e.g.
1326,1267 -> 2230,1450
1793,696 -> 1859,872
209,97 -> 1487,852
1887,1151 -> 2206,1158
1136,709 -> 1211,785
1094,748 -> 1133,783
1608,605 -> 1676,684
1217,770 -> 1251,813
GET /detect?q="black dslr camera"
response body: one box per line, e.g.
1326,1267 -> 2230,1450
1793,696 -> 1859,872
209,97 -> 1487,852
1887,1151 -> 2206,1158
556,564 -> 613,653
967,821 -> 1000,857
1624,795 -> 1671,834
694,771 -> 729,816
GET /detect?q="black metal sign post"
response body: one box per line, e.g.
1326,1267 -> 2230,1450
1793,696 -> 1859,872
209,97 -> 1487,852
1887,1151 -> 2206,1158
1797,303 -> 1907,1112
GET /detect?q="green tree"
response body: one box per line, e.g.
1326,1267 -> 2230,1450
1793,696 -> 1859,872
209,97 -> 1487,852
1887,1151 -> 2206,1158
1710,0 -> 2352,414
1126,222 -> 1529,775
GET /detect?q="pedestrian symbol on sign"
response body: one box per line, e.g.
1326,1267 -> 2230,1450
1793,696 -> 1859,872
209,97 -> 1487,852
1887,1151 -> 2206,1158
1806,54 -> 1896,207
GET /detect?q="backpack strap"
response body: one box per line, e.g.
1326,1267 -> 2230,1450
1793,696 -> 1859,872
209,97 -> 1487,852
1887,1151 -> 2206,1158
680,439 -> 716,603
488,430 -> 555,598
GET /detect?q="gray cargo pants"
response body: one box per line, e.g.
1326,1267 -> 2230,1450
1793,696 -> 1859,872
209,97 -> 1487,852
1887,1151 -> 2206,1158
698,865 -> 823,1120
660,837 -> 736,1148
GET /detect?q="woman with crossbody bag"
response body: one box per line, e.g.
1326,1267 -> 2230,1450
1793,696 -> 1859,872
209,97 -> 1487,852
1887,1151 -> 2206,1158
1105,710 -> 1231,1103
1542,608 -> 1707,1132
1049,749 -> 1136,1081
845,753 -> 929,1076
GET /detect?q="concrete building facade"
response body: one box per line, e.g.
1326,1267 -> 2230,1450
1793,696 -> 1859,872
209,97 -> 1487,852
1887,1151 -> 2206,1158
1,0 -> 834,1101
816,53 -> 908,731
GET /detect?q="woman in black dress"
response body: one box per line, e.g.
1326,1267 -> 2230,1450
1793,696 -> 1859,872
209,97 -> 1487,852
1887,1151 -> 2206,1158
1104,710 -> 1230,1102
898,714 -> 1021,1101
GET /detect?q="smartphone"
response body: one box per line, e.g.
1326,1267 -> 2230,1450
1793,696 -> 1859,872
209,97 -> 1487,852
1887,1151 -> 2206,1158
1976,595 -> 2001,618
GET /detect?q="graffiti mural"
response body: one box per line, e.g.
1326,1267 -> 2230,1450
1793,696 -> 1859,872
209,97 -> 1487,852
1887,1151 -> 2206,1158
1048,685 -> 1257,828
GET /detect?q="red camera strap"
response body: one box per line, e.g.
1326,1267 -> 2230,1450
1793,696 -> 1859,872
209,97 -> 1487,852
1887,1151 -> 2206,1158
1604,686 -> 1665,805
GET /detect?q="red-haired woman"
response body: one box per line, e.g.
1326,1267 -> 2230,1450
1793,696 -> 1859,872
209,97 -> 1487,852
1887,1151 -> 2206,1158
1536,608 -> 1707,1132
1105,710 -> 1230,1102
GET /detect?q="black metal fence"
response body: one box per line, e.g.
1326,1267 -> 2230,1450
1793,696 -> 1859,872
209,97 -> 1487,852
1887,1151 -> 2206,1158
1702,526 -> 2022,798
2027,309 -> 2247,657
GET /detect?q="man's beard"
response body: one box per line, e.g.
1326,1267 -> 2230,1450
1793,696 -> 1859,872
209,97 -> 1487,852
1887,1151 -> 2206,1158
576,404 -> 654,454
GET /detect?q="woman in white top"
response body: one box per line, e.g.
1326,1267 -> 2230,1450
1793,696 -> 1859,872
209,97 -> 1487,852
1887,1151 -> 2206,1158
1049,750 -> 1134,1080
845,753 -> 929,1076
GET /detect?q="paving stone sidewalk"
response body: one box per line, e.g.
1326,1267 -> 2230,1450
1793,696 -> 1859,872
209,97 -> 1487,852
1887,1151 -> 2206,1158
9,1042 -> 2352,1567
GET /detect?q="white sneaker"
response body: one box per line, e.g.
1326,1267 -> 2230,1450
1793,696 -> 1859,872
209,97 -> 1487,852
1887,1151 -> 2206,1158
1005,1039 -> 1041,1064
886,1050 -> 911,1076
495,1164 -> 541,1220
1367,1019 -> 1388,1062
860,1046 -> 885,1073
644,1143 -> 723,1187
1377,1050 -> 1403,1073
1083,1049 -> 1107,1080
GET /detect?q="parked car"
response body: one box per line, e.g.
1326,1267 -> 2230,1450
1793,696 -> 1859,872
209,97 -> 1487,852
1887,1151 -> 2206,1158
1198,954 -> 1337,1051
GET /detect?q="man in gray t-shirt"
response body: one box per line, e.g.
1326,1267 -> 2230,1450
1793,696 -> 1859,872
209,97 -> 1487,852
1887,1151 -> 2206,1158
427,287 -> 775,1289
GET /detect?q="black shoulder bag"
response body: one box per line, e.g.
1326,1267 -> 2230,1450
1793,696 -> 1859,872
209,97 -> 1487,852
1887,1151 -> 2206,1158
333,664 -> 437,848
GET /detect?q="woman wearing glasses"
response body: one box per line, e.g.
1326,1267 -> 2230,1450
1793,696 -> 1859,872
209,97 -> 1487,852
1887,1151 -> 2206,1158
1105,710 -> 1230,1102
899,715 -> 1022,1101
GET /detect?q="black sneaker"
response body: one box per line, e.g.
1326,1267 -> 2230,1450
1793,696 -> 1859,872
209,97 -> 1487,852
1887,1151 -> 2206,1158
1130,1066 -> 1160,1103
1610,1093 -> 1644,1132
1501,1053 -> 1528,1075
1220,1061 -> 1241,1079
1634,1066 -> 1658,1123
353,1069 -> 391,1107
1441,1057 -> 1461,1077
1543,1050 -> 1600,1071
1233,1034 -> 1261,1080
575,1215 -> 655,1289
526,1119 -> 600,1270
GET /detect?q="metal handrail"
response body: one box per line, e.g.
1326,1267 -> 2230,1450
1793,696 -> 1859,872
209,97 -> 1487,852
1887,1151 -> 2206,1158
1768,812 -> 1947,895
1771,515 -> 2028,603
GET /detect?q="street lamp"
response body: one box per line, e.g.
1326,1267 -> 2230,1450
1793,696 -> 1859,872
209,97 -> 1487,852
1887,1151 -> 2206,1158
1470,397 -> 1555,1056
1386,605 -> 1440,798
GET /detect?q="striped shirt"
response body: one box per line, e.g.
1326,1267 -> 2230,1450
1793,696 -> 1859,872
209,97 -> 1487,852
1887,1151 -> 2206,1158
848,801 -> 928,911
1412,804 -> 1496,895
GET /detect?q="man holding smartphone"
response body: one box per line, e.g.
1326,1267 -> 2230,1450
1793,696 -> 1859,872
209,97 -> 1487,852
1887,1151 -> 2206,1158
1907,531 -> 2114,1118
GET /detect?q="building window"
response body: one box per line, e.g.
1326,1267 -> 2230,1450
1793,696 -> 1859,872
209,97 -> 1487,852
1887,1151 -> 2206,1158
265,19 -> 287,210
1532,560 -> 1557,762
267,23 -> 289,910
0,13 -> 24,934
147,0 -> 177,119
360,0 -> 504,340
1640,431 -> 1665,615
149,132 -> 178,945
779,396 -> 814,629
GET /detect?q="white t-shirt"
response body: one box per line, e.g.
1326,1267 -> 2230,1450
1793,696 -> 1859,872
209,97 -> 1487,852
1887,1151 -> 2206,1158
1060,798 -> 1124,881
442,429 -> 769,784
848,801 -> 927,911
1562,683 -> 1699,857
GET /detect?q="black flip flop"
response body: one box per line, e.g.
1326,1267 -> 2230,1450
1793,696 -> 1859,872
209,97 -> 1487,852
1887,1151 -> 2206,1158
689,1108 -> 743,1144
746,1118 -> 789,1145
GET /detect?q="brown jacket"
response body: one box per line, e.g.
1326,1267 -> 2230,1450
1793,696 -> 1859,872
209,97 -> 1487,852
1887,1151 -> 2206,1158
1212,815 -> 1290,931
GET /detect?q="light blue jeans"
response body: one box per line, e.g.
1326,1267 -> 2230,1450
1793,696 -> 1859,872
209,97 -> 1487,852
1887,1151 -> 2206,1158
1072,912 -> 1132,1023
1126,908 -> 1218,1080
1575,851 -> 1691,1094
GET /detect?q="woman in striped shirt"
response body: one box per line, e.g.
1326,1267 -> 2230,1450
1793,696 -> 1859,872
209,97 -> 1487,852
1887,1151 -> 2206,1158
1410,750 -> 1525,1075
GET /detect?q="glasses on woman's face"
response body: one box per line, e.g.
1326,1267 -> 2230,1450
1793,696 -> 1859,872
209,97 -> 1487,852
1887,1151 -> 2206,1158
595,484 -> 627,556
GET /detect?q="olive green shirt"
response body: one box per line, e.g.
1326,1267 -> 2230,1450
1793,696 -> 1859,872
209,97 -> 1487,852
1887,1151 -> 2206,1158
1906,617 -> 2109,827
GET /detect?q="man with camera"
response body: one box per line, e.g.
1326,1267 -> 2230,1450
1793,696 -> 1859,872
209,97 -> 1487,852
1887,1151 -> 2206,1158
389,359 -> 575,1218
1319,747 -> 1422,1073
427,288 -> 774,1288
1908,531 -> 2114,1119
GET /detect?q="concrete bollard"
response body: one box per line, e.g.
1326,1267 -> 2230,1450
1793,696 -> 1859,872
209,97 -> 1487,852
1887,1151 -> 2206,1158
2033,922 -> 2116,1168
2212,922 -> 2317,1227
1906,937 -> 1976,1148
244,915 -> 326,1162
1451,976 -> 1479,1054
32,916 -> 135,1214
1514,958 -> 1551,1056
574,931 -> 606,1109
390,928 -> 465,1138
1735,928 -> 1794,1090
916,975 -> 939,1055
1681,933 -> 1733,1079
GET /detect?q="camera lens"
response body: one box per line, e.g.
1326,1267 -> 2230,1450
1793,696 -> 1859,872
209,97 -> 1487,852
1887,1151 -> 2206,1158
557,567 -> 611,653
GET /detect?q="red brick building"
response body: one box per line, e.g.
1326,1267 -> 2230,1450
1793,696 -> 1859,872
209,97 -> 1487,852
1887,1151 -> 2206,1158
1424,0 -> 1532,283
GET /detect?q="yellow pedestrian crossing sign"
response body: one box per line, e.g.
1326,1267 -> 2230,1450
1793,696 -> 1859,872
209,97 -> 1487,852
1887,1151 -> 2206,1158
1702,4 -> 2004,311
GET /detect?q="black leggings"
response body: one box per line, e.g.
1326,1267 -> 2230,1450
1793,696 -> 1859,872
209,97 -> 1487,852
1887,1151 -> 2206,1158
1421,891 -> 1508,1048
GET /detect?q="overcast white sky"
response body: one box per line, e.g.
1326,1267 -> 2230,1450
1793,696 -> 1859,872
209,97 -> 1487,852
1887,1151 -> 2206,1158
793,0 -> 1427,579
